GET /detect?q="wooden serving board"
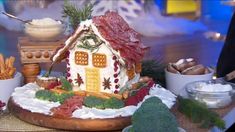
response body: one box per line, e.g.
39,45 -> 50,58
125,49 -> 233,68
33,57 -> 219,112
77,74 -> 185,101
8,98 -> 131,131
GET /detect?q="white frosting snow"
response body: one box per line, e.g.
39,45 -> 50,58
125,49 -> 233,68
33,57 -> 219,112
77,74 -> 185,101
12,83 -> 60,114
175,58 -> 194,66
12,83 -> 176,119
194,83 -> 233,92
72,106 -> 136,119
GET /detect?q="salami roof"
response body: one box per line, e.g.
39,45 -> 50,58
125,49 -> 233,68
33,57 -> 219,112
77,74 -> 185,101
52,11 -> 147,67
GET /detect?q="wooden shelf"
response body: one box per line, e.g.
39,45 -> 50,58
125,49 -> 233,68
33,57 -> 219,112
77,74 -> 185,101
18,37 -> 66,64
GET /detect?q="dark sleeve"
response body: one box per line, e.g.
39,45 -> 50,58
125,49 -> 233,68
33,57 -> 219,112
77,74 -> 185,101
216,12 -> 235,82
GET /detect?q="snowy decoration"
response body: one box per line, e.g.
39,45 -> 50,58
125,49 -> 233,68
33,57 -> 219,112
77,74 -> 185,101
0,0 -> 207,36
92,0 -> 143,23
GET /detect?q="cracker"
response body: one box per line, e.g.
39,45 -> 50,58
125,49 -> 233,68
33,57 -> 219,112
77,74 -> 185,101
0,54 -> 16,80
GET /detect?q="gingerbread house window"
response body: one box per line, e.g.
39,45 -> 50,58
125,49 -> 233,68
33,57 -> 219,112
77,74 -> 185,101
75,51 -> 88,65
92,53 -> 106,68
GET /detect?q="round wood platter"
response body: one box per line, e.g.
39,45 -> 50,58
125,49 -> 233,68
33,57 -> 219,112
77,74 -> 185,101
8,98 -> 131,131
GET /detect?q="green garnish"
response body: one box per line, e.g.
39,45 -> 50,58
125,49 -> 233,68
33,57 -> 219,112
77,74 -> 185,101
60,77 -> 73,91
35,90 -> 74,103
132,97 -> 178,132
178,96 -> 225,129
63,0 -> 93,30
78,32 -> 104,52
83,96 -> 124,109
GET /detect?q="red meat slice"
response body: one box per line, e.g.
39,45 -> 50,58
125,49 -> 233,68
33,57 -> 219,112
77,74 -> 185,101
51,95 -> 84,118
93,11 -> 148,68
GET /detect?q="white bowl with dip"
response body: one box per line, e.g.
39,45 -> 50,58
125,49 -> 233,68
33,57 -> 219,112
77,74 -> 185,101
0,72 -> 23,105
24,18 -> 65,41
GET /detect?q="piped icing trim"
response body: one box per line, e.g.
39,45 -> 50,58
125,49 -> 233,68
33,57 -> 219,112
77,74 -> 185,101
52,20 -> 91,62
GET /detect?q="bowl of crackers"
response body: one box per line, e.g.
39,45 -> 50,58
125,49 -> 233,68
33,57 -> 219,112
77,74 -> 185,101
0,54 -> 22,106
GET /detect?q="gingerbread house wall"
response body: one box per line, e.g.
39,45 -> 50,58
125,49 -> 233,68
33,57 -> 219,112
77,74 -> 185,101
67,40 -> 128,94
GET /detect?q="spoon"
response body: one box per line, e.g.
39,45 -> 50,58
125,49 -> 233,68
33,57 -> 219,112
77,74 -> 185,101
43,62 -> 55,77
214,70 -> 235,83
1,12 -> 32,25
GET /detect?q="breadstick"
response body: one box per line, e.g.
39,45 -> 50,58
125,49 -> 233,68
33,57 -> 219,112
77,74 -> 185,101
86,91 -> 110,99
0,54 -> 4,66
5,58 -> 10,68
0,54 -> 6,74
0,54 -> 16,80
9,68 -> 16,77
9,56 -> 15,68
0,63 -> 5,74
101,92 -> 123,100
74,90 -> 86,97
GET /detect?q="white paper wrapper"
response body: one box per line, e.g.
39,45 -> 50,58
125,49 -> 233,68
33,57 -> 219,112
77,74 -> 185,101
0,72 -> 23,105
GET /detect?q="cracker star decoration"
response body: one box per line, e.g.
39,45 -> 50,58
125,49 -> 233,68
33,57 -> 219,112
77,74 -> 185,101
75,73 -> 84,86
103,77 -> 111,90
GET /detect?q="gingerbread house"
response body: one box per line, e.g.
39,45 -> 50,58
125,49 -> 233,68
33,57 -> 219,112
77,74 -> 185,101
52,12 -> 147,94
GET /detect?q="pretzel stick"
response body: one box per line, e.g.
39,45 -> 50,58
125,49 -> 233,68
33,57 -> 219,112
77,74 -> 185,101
5,58 -> 10,69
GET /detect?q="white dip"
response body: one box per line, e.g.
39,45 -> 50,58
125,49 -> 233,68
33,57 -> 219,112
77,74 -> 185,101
30,18 -> 61,26
195,83 -> 233,92
12,83 -> 176,119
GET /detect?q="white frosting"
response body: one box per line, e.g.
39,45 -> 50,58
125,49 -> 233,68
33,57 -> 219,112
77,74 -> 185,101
52,22 -> 85,62
66,19 -> 130,93
52,19 -> 125,66
194,83 -> 233,92
12,83 -> 176,119
37,76 -> 57,81
52,19 -> 141,94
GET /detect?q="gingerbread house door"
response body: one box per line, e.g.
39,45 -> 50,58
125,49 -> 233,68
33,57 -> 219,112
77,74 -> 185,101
85,68 -> 100,92
85,53 -> 107,92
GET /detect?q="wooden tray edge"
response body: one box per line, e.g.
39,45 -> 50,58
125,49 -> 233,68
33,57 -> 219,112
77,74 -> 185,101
8,97 -> 131,131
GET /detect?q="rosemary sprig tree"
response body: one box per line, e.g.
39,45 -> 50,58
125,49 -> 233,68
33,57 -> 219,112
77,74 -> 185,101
63,0 -> 93,30
141,59 -> 166,87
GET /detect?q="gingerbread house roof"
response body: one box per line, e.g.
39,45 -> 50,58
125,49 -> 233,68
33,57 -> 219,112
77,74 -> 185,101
52,11 -> 147,67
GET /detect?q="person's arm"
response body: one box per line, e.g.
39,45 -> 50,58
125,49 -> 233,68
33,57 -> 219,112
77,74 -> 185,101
217,12 -> 235,83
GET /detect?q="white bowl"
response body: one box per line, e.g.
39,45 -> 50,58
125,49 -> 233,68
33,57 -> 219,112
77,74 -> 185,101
24,21 -> 65,41
0,72 -> 23,105
165,69 -> 214,97
122,125 -> 186,132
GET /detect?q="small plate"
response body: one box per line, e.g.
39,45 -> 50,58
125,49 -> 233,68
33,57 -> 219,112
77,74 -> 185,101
122,125 -> 186,132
